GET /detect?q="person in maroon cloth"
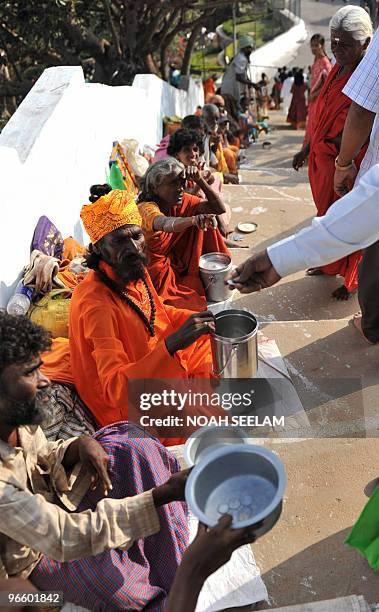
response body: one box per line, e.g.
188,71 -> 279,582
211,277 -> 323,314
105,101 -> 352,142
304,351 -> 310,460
287,70 -> 308,129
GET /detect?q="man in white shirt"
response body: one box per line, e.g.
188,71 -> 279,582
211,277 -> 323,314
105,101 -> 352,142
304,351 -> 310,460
229,162 -> 379,332
333,27 -> 379,343
221,35 -> 257,121
281,71 -> 295,117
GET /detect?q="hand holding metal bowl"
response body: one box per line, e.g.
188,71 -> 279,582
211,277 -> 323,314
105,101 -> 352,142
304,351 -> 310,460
185,444 -> 286,538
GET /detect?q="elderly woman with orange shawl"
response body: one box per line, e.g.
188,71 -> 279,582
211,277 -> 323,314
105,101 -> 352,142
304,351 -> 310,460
292,6 -> 372,300
138,157 -> 230,311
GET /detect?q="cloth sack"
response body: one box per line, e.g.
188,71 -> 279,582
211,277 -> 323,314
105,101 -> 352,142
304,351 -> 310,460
29,288 -> 72,338
120,139 -> 149,177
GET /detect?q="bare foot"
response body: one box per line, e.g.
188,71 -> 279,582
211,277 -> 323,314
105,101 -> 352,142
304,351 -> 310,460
224,238 -> 249,248
306,268 -> 325,276
332,285 -> 354,300
349,314 -> 376,345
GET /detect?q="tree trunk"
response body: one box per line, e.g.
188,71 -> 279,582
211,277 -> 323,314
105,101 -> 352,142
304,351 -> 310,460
160,44 -> 169,80
181,23 -> 203,76
0,80 -> 33,97
145,53 -> 159,75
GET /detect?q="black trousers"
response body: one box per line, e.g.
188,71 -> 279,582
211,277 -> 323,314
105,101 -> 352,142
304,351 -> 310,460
358,239 -> 379,343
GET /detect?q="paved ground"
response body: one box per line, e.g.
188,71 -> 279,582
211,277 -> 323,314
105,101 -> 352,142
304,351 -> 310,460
221,109 -> 379,606
225,115 -> 379,438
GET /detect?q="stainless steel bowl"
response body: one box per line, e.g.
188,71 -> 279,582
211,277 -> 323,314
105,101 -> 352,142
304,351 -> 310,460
185,444 -> 286,534
184,424 -> 249,466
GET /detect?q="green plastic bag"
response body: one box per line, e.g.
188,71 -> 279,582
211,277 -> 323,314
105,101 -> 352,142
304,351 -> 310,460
109,163 -> 125,190
345,484 -> 379,569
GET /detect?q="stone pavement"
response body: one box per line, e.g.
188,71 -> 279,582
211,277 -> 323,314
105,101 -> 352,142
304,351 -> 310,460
223,1 -> 379,606
225,114 -> 379,438
221,112 -> 379,608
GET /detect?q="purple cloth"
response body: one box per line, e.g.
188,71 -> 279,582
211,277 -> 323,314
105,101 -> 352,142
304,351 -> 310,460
153,135 -> 170,162
31,422 -> 188,611
30,215 -> 64,260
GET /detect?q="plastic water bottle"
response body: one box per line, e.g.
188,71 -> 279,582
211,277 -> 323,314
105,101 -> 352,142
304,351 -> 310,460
7,282 -> 34,316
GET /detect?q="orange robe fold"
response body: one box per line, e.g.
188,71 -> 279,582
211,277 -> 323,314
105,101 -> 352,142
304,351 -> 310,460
308,64 -> 367,293
223,147 -> 238,174
41,263 -> 216,445
142,193 -> 230,311
63,237 -> 86,260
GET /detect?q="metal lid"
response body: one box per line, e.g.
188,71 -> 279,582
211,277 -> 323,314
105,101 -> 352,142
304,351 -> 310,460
237,222 -> 258,233
199,252 -> 231,272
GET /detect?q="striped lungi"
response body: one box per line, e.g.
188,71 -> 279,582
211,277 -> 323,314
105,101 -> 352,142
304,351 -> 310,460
31,422 -> 188,610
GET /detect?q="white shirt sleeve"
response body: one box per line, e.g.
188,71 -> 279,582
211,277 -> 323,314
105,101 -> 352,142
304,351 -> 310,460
343,28 -> 379,112
267,163 -> 379,277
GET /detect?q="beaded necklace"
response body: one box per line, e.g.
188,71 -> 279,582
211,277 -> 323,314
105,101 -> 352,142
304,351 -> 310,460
96,268 -> 156,337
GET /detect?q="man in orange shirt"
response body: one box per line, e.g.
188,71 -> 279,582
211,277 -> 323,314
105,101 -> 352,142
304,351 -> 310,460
42,187 -> 217,443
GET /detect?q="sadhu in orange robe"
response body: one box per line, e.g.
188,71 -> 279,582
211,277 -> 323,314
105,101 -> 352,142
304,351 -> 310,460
139,192 -> 230,311
308,64 -> 368,292
42,262 -> 221,446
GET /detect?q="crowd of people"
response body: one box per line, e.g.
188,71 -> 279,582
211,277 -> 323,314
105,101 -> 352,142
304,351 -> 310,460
2,4 -> 379,609
0,165 -> 259,607
232,4 -> 379,346
0,64 -> 263,607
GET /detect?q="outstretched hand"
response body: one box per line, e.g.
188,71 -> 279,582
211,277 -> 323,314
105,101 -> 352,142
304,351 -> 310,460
182,514 -> 263,580
165,515 -> 264,612
229,250 -> 281,293
153,469 -> 192,506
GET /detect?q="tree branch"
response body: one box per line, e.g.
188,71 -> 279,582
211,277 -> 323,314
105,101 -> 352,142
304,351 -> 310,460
0,32 -> 21,81
0,21 -> 29,48
156,8 -> 182,48
63,21 -> 106,59
101,0 -> 122,55
181,22 -> 202,75
140,6 -> 165,46
0,80 -> 34,97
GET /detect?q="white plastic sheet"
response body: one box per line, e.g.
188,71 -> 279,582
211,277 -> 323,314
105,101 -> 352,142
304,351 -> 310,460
249,18 -> 307,82
189,513 -> 268,612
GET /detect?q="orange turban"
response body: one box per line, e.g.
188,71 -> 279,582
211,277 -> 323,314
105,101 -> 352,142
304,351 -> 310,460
80,190 -> 142,244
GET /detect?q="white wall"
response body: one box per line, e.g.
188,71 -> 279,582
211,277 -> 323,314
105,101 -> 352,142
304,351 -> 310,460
0,67 -> 204,307
132,74 -> 204,143
249,17 -> 307,82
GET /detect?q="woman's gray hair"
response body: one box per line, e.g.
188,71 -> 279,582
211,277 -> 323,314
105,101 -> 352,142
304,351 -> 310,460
330,5 -> 373,42
142,157 -> 184,196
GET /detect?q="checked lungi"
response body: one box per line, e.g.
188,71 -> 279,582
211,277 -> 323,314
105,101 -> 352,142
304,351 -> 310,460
31,422 -> 189,610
